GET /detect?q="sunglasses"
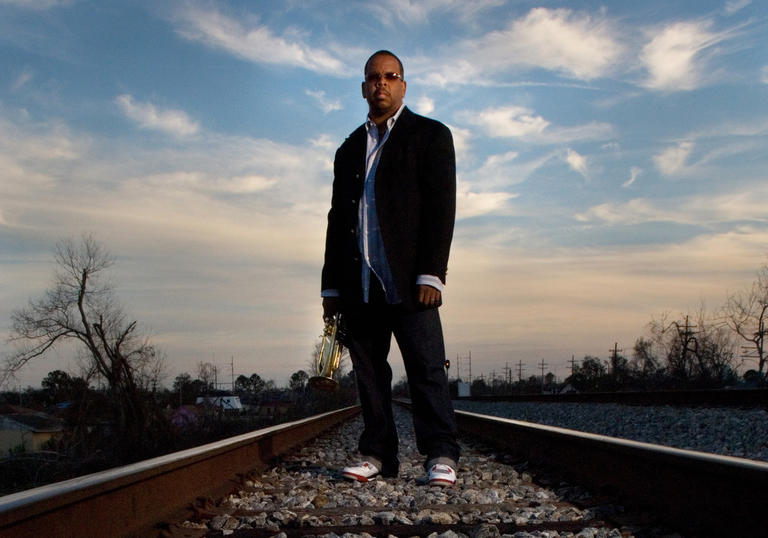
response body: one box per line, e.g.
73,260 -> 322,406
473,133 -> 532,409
365,72 -> 403,83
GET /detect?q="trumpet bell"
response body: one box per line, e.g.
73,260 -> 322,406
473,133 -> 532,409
309,374 -> 339,391
310,313 -> 344,392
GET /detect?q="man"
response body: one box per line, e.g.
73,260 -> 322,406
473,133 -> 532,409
321,50 -> 459,486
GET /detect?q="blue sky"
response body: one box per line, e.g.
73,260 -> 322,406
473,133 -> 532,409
1,0 -> 766,388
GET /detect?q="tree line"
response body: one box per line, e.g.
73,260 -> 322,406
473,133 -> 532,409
0,235 -> 356,495
2,234 -> 765,489
448,263 -> 767,396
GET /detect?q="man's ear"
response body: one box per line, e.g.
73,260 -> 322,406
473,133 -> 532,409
361,81 -> 367,99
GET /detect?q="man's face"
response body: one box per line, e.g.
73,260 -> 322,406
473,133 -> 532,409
362,54 -> 406,119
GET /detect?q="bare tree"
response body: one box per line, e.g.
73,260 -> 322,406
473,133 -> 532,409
648,306 -> 737,386
197,361 -> 217,390
722,264 -> 768,382
3,234 -> 163,438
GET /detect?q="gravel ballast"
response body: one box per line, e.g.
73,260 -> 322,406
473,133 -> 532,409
452,400 -> 768,462
181,407 -> 637,537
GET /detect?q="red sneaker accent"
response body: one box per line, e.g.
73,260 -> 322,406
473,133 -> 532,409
342,461 -> 380,482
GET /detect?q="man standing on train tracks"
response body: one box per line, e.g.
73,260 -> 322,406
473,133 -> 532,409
321,50 -> 459,486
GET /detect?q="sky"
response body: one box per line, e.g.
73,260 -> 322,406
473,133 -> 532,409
1,0 -> 767,390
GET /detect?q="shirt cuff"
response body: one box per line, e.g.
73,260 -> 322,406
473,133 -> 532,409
416,274 -> 444,292
321,289 -> 340,297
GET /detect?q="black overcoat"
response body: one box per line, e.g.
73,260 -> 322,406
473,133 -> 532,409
322,107 -> 456,311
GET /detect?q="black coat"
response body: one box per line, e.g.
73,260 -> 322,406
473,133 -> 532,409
322,107 -> 456,311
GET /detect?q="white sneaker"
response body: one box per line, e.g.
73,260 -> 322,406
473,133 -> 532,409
342,461 -> 380,482
427,463 -> 456,486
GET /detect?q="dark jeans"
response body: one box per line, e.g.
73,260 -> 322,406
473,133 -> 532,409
342,284 -> 460,471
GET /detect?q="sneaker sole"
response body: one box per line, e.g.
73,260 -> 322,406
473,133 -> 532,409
342,472 -> 378,482
428,478 -> 455,486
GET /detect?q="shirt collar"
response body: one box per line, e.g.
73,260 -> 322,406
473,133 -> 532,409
365,103 -> 406,133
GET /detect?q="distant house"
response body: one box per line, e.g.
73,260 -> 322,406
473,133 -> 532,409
0,407 -> 64,453
195,394 -> 243,412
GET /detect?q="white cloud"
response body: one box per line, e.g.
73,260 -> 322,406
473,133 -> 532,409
445,124 -> 472,165
472,151 -> 522,190
0,0 -> 73,9
11,69 -> 33,91
456,8 -> 623,81
622,166 -> 642,187
462,106 -> 549,138
415,96 -> 435,115
0,116 -> 83,174
575,198 -> 661,225
139,172 -> 276,194
575,183 -> 768,227
565,148 -> 588,178
761,66 -> 768,85
116,94 -> 199,137
367,0 -> 503,26
653,140 -> 694,176
173,6 -> 346,75
724,0 -> 751,15
542,122 -> 615,144
640,21 -> 729,91
305,90 -> 342,114
456,182 -> 517,219
459,105 -> 614,145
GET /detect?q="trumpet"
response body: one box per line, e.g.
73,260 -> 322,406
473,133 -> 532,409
309,313 -> 344,391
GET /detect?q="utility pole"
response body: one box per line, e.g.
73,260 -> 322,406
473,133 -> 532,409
468,350 -> 472,383
517,360 -> 525,382
675,316 -> 698,378
569,354 -> 577,375
609,343 -> 623,377
539,358 -> 547,391
231,355 -> 235,391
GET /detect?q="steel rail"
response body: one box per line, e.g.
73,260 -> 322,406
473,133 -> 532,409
454,409 -> 768,537
457,388 -> 768,407
0,405 -> 360,538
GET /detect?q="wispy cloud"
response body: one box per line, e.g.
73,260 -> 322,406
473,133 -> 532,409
115,94 -> 199,137
761,65 -> 768,84
367,0 -> 503,26
451,8 -> 623,82
622,166 -> 642,187
654,140 -> 694,176
0,0 -> 74,9
640,20 -> 731,91
471,151 -> 523,191
575,198 -> 662,225
456,182 -> 517,219
565,148 -> 589,179
575,184 -> 768,227
415,96 -> 435,115
10,69 -> 33,91
305,89 -> 342,114
461,106 -> 549,138
458,105 -> 614,144
724,0 -> 751,15
172,6 -> 346,75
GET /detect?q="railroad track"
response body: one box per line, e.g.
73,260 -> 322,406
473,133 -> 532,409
1,402 -> 766,537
